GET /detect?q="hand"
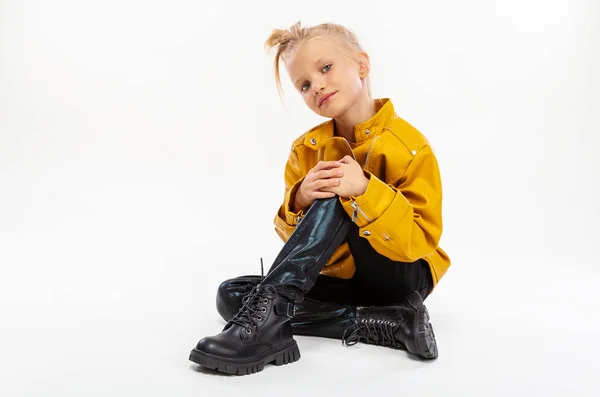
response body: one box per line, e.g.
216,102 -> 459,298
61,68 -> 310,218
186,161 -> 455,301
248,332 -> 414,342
292,161 -> 343,213
321,155 -> 369,199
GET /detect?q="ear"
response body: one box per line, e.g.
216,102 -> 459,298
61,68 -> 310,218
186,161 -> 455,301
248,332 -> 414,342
358,51 -> 371,79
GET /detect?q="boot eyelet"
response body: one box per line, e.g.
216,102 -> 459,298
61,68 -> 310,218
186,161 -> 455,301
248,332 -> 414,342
257,316 -> 262,321
385,320 -> 390,324
262,299 -> 268,304
369,319 -> 375,323
261,307 -> 267,313
377,320 -> 383,324
391,322 -> 396,327
245,328 -> 252,334
360,319 -> 366,323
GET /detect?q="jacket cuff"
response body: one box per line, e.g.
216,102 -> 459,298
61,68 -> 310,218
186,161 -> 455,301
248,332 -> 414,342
282,177 -> 306,225
340,172 -> 400,227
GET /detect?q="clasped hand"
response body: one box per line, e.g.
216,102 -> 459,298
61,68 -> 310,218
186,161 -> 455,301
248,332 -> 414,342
292,156 -> 369,213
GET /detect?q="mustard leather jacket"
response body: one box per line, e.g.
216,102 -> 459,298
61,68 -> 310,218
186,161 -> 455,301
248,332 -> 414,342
273,98 -> 451,287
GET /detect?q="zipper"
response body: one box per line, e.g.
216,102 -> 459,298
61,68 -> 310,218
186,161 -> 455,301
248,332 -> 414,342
363,135 -> 380,170
350,200 -> 372,223
348,134 -> 379,223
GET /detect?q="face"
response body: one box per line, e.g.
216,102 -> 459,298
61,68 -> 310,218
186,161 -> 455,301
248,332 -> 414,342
284,37 -> 369,119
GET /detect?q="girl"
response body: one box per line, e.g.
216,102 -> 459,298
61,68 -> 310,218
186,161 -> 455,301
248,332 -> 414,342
189,21 -> 451,375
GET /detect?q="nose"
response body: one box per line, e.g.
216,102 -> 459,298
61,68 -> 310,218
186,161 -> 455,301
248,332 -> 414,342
312,77 -> 325,95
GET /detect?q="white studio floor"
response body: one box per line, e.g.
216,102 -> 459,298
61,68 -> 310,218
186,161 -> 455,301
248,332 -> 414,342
2,254 -> 598,396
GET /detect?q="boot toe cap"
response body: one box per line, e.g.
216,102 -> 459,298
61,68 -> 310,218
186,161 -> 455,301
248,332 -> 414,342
194,330 -> 248,359
195,337 -> 235,357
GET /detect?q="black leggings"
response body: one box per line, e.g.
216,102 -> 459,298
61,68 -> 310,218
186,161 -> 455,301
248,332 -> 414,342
298,221 -> 433,306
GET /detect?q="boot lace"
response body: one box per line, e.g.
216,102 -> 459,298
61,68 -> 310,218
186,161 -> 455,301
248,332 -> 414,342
342,318 -> 399,348
227,258 -> 276,335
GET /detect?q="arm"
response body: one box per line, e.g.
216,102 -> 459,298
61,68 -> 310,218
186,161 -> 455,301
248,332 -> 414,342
339,145 -> 443,262
273,148 -> 306,242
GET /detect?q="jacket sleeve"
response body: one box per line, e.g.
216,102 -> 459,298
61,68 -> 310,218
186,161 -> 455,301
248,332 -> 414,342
274,147 -> 306,242
339,145 -> 443,263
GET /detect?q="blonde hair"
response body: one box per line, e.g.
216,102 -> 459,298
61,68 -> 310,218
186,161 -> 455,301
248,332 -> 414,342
265,21 -> 371,97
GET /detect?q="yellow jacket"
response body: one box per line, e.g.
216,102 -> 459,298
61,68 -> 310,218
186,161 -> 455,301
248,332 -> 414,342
273,98 -> 450,287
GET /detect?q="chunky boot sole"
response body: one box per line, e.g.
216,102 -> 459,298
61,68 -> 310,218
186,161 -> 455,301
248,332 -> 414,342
189,341 -> 301,375
404,306 -> 438,359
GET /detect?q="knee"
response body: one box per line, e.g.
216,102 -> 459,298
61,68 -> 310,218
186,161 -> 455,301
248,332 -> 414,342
216,276 -> 261,321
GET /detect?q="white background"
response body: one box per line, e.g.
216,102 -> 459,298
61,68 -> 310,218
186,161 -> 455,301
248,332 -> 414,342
1,0 -> 599,395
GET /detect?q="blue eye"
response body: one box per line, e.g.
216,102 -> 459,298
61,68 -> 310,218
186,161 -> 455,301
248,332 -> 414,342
300,64 -> 331,92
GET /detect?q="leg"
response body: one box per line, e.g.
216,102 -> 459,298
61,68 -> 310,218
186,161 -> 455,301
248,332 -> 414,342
190,197 -> 352,374
347,221 -> 433,304
341,222 -> 438,359
209,215 -> 439,360
261,196 -> 351,301
216,273 -> 362,339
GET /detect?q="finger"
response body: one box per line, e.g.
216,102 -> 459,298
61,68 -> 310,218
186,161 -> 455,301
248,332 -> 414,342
339,155 -> 354,164
312,191 -> 337,199
315,168 -> 343,180
315,178 -> 340,190
314,160 -> 341,171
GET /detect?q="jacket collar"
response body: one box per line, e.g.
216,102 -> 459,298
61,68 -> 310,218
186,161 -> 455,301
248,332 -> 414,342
304,98 -> 396,148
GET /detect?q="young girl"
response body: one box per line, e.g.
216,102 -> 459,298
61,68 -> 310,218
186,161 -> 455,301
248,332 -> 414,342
189,21 -> 451,375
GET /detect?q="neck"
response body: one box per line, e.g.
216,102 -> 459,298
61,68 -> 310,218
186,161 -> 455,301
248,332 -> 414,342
334,95 -> 377,142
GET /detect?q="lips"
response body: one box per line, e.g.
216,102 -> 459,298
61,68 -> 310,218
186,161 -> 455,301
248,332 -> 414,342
319,92 -> 336,107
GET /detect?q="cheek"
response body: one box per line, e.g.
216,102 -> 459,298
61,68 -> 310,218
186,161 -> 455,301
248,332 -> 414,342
334,70 -> 361,93
302,93 -> 317,108
348,75 -> 362,92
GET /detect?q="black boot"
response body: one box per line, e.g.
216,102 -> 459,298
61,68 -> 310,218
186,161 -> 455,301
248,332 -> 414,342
190,283 -> 299,375
216,275 -> 262,322
287,298 -> 356,339
190,197 -> 351,374
342,291 -> 438,359
217,276 -> 356,339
